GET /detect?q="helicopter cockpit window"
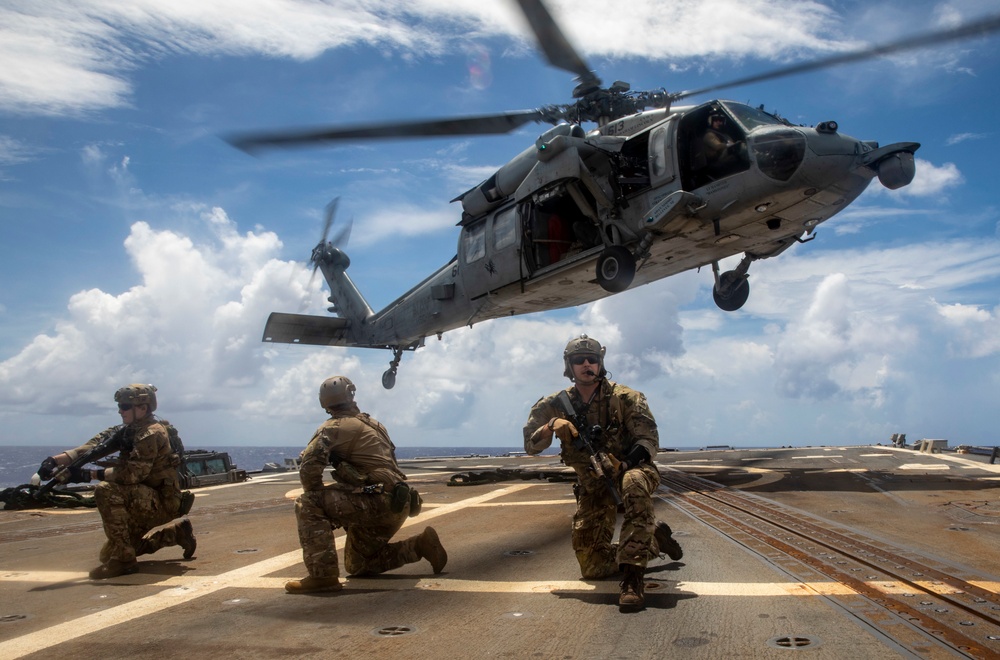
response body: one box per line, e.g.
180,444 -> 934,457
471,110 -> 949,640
683,106 -> 751,189
723,102 -> 788,131
751,130 -> 806,182
493,206 -> 517,251
462,220 -> 486,264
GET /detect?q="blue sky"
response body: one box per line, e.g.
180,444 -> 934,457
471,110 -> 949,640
1,0 -> 999,452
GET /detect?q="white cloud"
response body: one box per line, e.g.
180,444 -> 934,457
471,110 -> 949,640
0,0 -> 859,117
771,272 -> 913,401
2,205 -> 999,449
0,207 -> 318,417
946,132 -> 989,146
353,202 -> 458,246
896,158 -> 963,197
934,301 -> 1000,358
0,135 -> 36,165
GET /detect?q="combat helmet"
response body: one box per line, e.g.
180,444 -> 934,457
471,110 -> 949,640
115,383 -> 157,412
563,335 -> 607,380
319,376 -> 356,411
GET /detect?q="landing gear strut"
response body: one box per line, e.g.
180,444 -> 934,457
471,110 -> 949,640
382,348 -> 404,390
711,255 -> 755,312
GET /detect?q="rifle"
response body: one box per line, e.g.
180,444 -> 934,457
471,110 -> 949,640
556,392 -> 623,507
35,425 -> 127,499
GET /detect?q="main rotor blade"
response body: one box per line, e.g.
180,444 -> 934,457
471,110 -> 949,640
514,0 -> 600,87
672,12 -> 1000,102
226,110 -> 551,152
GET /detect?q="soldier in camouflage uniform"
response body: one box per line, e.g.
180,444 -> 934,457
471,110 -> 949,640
285,376 -> 448,595
36,384 -> 196,579
523,336 -> 683,611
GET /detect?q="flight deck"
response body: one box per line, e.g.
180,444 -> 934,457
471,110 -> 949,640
2,445 -> 1000,659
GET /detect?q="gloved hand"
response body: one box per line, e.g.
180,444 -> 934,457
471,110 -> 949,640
67,465 -> 92,484
598,452 -> 624,481
37,457 -> 58,480
623,445 -> 651,470
549,418 -> 579,444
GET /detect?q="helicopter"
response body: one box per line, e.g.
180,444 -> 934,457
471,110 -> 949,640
228,0 -> 1000,390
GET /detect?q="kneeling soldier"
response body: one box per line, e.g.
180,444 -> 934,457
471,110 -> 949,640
286,376 -> 447,594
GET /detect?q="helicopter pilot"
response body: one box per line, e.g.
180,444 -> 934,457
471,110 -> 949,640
691,111 -> 741,185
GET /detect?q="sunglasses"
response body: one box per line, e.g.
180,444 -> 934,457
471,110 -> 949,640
118,403 -> 135,411
571,355 -> 600,366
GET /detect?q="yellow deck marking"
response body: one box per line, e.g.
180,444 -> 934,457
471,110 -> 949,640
7,572 -> 943,597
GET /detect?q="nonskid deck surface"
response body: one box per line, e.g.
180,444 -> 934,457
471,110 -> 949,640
3,446 -> 1000,659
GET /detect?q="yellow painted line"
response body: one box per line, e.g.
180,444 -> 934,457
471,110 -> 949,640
0,483 -> 539,659
0,572 -> 882,598
969,581 -> 1000,594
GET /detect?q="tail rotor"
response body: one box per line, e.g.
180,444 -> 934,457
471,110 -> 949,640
308,197 -> 353,289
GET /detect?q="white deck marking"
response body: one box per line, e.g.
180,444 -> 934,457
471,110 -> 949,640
0,483 -> 537,658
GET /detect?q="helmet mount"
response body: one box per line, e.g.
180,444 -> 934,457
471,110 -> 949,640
320,376 -> 356,411
114,383 -> 157,413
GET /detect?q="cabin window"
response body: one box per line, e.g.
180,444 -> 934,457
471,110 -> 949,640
493,206 -> 517,250
650,127 -> 668,178
753,130 -> 806,182
462,220 -> 486,263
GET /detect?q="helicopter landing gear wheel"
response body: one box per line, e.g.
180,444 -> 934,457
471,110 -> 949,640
382,347 -> 404,389
596,246 -> 636,293
381,370 -> 396,389
713,270 -> 750,312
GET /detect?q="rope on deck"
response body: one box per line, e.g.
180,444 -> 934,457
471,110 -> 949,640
0,484 -> 97,510
448,468 -> 575,487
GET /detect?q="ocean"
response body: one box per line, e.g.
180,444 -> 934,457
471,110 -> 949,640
0,445 -> 552,489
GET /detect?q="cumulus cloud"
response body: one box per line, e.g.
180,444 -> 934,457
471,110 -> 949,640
1,206 -> 999,449
934,301 -> 1000,359
771,273 -> 911,402
897,158 -> 964,197
0,207 -> 317,416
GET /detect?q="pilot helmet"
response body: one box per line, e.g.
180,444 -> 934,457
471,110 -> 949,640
115,383 -> 157,412
708,111 -> 726,126
562,335 -> 607,380
319,376 -> 356,411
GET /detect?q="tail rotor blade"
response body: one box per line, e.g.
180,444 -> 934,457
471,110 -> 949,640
320,197 -> 339,245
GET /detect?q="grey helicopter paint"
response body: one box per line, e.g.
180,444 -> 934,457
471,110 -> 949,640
227,0 -> 1000,389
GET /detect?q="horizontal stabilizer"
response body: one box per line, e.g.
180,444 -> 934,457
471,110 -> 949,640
262,312 -> 352,346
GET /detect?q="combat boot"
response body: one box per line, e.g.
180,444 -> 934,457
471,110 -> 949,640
654,521 -> 684,561
618,564 -> 645,612
177,518 -> 197,559
284,576 -> 343,594
415,526 -> 448,574
89,559 -> 138,580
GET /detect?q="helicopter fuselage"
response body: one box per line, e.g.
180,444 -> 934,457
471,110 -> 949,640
263,99 -> 918,386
